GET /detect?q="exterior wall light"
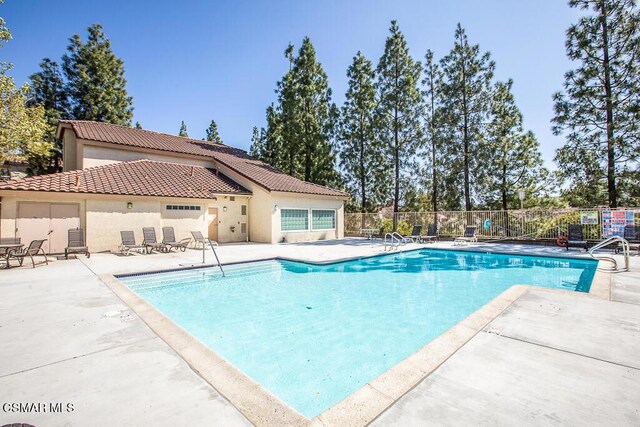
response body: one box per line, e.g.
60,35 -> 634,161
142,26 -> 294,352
127,202 -> 133,209
223,206 -> 228,212
274,204 -> 279,211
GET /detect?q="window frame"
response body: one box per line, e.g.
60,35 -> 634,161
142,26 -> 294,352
311,209 -> 336,231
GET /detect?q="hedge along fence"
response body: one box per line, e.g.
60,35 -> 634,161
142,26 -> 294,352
345,208 -> 640,240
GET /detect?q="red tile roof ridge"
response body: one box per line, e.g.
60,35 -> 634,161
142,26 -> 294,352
60,120 -> 229,150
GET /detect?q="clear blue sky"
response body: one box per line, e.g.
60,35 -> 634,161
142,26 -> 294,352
3,0 -> 580,168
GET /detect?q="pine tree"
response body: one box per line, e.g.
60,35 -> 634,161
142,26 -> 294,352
439,24 -> 494,212
28,58 -> 69,171
134,121 -> 142,129
249,125 -> 265,158
339,51 -> 389,212
178,121 -> 188,137
422,50 -> 445,215
376,21 -> 423,229
552,0 -> 640,208
62,24 -> 133,125
483,80 -> 547,210
291,38 -> 339,186
262,104 -> 285,169
205,119 -> 223,144
262,39 -> 340,186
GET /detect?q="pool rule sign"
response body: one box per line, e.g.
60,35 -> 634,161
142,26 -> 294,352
601,209 -> 635,238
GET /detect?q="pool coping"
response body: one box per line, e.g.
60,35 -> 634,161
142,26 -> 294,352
99,248 -> 611,427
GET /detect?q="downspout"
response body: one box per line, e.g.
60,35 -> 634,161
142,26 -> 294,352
246,195 -> 252,242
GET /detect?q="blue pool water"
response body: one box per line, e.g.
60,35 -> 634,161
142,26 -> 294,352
118,249 -> 596,418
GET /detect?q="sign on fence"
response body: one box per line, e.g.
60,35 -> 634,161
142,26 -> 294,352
580,210 -> 598,225
602,209 -> 635,238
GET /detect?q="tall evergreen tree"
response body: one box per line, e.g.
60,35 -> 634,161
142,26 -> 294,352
263,38 -> 339,186
205,119 -> 223,144
178,121 -> 188,137
134,121 -> 142,129
376,21 -> 423,229
440,24 -> 495,211
261,104 -> 286,169
421,50 -> 445,215
552,0 -> 640,208
28,58 -> 69,171
291,38 -> 339,185
483,80 -> 547,210
62,24 -> 133,125
249,126 -> 264,158
339,51 -> 389,212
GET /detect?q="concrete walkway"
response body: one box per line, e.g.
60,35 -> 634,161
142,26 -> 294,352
0,239 -> 639,426
373,290 -> 640,426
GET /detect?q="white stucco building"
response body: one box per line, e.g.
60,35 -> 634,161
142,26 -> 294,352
0,121 -> 348,253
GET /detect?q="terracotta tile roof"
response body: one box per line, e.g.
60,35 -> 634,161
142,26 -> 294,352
0,160 -> 251,198
59,120 -> 348,198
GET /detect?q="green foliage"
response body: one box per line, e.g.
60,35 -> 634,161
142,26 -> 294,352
205,119 -> 223,144
439,24 -> 495,211
178,121 -> 188,137
0,70 -> 51,171
28,58 -> 69,171
0,0 -> 11,49
376,21 -> 423,226
481,80 -> 548,210
379,218 -> 412,235
338,51 -> 390,212
62,24 -> 133,125
134,121 -> 142,129
261,38 -> 341,187
552,0 -> 640,207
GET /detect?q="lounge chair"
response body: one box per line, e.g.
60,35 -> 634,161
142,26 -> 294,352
119,231 -> 146,256
406,225 -> 422,243
454,225 -> 477,245
420,224 -> 438,243
162,227 -> 191,252
617,225 -> 640,254
191,231 -> 218,249
7,239 -> 48,268
142,227 -> 166,254
566,224 -> 588,251
65,228 -> 90,259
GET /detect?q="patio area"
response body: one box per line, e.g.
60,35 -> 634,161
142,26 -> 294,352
0,239 -> 639,426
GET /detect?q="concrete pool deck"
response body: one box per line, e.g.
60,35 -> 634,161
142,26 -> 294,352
0,239 -> 639,426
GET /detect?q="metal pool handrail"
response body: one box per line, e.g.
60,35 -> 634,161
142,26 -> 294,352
588,235 -> 629,271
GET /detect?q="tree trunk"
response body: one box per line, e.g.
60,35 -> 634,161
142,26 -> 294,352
600,1 -> 617,208
360,127 -> 367,230
393,56 -> 400,232
461,59 -> 471,213
304,103 -> 312,182
502,164 -> 508,211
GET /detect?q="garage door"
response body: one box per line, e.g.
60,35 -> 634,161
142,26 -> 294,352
17,203 -> 80,254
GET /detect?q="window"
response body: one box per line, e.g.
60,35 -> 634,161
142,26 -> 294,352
230,196 -> 235,201
241,223 -> 247,234
166,205 -> 201,211
241,205 -> 247,216
312,209 -> 336,230
281,209 -> 309,231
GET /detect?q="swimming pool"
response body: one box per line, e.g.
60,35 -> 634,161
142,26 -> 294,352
118,249 -> 597,418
